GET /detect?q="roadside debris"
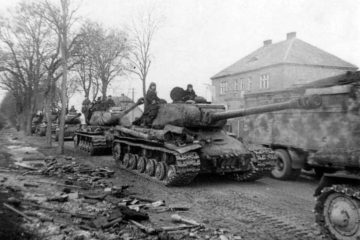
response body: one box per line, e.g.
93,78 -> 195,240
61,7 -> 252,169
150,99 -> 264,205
3,203 -> 33,222
0,129 -> 244,240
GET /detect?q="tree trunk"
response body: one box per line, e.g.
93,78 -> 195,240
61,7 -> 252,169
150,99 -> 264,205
24,107 -> 32,136
142,78 -> 147,105
58,0 -> 68,154
101,81 -> 107,99
23,93 -> 33,136
44,95 -> 52,147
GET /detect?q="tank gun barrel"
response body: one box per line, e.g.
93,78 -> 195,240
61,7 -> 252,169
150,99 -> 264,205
119,97 -> 144,118
209,95 -> 322,123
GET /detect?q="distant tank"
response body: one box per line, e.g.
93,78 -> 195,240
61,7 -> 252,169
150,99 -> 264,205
74,98 -> 144,155
33,111 -> 58,136
55,112 -> 81,141
112,91 -> 321,186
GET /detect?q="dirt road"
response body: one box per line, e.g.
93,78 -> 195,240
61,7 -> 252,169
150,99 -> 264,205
64,142 -> 324,240
0,127 -> 324,240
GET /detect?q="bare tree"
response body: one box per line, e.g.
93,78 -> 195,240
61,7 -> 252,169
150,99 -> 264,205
72,22 -> 97,100
128,8 -> 162,102
86,22 -> 129,98
35,0 -> 80,147
42,0 -> 79,153
0,2 -> 50,135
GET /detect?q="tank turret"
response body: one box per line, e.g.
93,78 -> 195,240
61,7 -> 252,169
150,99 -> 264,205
74,98 -> 144,155
151,95 -> 322,128
89,98 -> 144,126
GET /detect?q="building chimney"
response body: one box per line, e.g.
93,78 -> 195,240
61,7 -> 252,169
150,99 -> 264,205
287,32 -> 296,40
263,39 -> 272,46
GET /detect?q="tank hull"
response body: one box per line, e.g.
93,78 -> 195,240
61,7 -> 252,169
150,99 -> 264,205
112,125 -> 276,186
74,126 -> 113,155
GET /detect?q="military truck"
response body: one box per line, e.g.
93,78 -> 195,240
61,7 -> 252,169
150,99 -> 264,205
238,71 -> 360,180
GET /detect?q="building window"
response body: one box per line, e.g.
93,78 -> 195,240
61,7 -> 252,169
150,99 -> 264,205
240,79 -> 245,90
235,79 -> 239,91
247,77 -> 252,90
260,74 -> 270,89
220,81 -> 226,95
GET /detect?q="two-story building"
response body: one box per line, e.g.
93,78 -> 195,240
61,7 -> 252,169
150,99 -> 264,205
211,32 -> 357,134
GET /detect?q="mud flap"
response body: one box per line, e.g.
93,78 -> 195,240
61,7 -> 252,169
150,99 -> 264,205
314,171 -> 360,197
288,149 -> 305,169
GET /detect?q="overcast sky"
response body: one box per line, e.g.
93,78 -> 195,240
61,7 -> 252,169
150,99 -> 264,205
1,0 -> 359,107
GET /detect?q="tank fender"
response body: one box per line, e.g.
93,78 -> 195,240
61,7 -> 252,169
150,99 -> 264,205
164,143 -> 202,154
314,171 -> 360,197
288,149 -> 305,169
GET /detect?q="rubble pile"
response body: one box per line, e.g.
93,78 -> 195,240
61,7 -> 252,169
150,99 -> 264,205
2,179 -> 215,240
39,157 -> 115,188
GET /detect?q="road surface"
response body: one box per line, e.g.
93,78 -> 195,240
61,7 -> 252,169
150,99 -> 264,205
64,141 -> 324,240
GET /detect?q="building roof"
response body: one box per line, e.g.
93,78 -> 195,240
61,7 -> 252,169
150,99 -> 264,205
211,36 -> 357,80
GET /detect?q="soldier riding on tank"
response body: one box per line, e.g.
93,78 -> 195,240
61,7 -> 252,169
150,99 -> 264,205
134,82 -> 166,127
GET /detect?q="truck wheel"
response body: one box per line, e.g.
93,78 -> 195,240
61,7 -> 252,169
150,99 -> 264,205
271,149 -> 301,180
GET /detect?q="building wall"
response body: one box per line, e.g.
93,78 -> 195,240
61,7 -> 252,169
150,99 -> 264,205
212,65 -> 286,107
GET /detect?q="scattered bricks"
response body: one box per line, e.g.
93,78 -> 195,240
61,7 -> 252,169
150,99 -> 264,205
47,194 -> 68,202
92,216 -> 108,229
108,209 -> 124,221
7,197 -> 21,207
68,192 -> 79,200
171,214 -> 201,226
24,183 -> 39,188
118,206 -> 149,221
151,200 -> 165,207
102,217 -> 123,229
82,192 -> 108,201
72,212 -> 97,220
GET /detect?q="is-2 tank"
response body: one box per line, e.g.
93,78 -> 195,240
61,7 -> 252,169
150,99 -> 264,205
74,98 -> 144,155
112,93 -> 322,186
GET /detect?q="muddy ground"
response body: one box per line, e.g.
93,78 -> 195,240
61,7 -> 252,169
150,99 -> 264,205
0,128 -> 325,240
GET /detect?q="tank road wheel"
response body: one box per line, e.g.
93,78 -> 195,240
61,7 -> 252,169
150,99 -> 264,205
137,156 -> 146,173
129,154 -> 138,169
271,149 -> 301,180
315,186 -> 360,240
145,159 -> 156,176
166,165 -> 177,184
155,162 -> 167,180
113,143 -> 122,163
123,153 -> 131,168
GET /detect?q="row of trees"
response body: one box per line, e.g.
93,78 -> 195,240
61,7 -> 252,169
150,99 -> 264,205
0,0 -> 159,153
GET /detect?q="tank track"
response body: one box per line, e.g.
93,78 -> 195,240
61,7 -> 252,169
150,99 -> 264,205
314,184 -> 360,240
74,133 -> 109,155
114,139 -> 200,186
228,146 -> 276,182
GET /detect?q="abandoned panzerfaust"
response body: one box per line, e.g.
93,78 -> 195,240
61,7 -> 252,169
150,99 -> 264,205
112,93 -> 321,186
74,99 -> 144,155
